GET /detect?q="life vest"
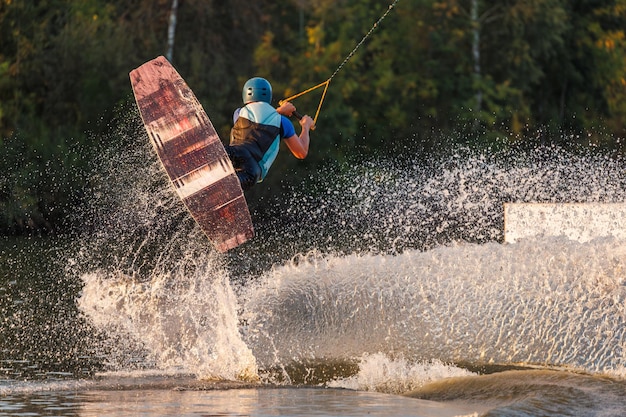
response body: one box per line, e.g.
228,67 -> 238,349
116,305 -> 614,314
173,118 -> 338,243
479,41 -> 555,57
230,101 -> 282,181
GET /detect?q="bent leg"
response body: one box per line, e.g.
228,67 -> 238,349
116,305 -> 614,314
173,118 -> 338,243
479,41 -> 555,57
225,146 -> 261,191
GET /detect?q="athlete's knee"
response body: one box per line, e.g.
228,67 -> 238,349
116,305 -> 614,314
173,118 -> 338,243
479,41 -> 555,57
237,171 -> 257,191
225,145 -> 261,191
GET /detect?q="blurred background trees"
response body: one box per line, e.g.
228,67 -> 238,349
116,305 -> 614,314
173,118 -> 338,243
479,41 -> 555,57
1,0 -> 624,234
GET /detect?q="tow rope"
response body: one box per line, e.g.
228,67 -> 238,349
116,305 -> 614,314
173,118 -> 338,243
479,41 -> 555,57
281,0 -> 402,127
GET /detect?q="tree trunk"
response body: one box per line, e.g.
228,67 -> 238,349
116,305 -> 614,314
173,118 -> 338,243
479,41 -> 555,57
471,0 -> 482,115
166,0 -> 179,62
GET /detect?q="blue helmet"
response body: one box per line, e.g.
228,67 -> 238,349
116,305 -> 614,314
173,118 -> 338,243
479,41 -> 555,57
242,77 -> 272,104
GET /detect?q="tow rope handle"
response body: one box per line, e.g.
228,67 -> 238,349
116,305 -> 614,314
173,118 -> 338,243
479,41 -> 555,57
280,78 -> 331,131
278,100 -> 305,125
279,104 -> 313,130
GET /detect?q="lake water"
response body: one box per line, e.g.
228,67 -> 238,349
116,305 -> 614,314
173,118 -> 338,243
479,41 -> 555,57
2,130 -> 626,416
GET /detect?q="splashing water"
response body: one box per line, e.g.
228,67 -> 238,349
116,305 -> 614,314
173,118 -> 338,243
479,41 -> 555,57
241,146 -> 626,274
78,264 -> 257,380
73,111 -> 626,387
241,239 -> 626,376
327,353 -> 474,394
71,110 -> 258,380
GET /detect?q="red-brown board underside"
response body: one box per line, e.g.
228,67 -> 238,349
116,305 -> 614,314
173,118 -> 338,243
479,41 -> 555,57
129,56 -> 253,252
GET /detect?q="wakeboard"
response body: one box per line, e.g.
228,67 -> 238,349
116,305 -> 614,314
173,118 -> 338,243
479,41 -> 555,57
130,56 -> 254,252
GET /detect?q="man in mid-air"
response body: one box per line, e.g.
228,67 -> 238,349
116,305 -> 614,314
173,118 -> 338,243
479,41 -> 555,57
226,77 -> 315,191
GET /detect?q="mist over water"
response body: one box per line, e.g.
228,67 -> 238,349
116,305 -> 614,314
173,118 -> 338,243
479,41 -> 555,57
71,109 -> 626,388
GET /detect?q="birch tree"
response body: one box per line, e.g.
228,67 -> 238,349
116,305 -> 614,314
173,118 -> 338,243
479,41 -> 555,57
166,0 -> 178,62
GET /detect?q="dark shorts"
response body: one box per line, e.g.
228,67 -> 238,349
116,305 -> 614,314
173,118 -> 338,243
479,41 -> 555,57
225,145 -> 261,191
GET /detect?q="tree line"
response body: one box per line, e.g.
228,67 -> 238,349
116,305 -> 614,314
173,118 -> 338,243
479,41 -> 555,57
1,0 -> 624,234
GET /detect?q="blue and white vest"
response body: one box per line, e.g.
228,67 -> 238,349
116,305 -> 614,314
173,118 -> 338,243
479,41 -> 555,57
230,102 -> 282,181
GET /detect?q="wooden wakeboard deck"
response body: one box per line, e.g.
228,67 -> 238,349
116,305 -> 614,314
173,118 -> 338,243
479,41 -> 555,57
130,56 -> 253,252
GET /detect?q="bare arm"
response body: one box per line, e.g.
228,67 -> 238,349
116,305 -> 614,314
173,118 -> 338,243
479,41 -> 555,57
277,101 -> 315,159
284,116 -> 314,159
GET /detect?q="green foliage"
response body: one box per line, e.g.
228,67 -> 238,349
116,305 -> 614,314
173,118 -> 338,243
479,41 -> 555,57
0,0 -> 624,234
574,0 -> 626,136
0,0 -> 271,233
0,0 -> 133,233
